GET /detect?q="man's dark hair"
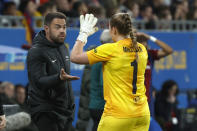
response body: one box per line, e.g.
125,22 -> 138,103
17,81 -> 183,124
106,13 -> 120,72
44,12 -> 66,26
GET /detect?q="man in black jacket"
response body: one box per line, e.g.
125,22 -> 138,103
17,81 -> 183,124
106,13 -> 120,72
27,12 -> 79,131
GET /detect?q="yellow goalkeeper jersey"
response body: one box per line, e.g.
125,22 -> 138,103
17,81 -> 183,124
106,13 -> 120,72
87,38 -> 150,118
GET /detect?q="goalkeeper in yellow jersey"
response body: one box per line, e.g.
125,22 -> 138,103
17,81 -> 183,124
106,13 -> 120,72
71,13 -> 150,131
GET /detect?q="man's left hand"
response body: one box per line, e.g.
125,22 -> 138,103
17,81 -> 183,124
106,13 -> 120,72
60,68 -> 80,81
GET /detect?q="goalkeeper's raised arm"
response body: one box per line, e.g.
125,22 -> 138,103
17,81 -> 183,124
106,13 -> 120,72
71,14 -> 98,64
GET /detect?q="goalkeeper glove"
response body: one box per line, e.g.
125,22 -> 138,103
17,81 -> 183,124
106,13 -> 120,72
77,14 -> 98,45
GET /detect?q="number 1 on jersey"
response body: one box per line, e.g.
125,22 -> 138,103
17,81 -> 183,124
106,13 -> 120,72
131,60 -> 138,94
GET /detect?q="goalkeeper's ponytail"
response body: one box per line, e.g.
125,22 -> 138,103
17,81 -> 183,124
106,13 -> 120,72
110,13 -> 138,60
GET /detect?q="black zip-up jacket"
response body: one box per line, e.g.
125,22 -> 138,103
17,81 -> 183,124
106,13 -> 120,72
27,30 -> 75,122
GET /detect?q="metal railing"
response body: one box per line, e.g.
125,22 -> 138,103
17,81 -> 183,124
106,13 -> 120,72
0,15 -> 24,28
0,15 -> 197,31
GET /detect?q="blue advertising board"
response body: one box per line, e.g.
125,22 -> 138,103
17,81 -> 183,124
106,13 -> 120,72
0,28 -> 196,90
148,32 -> 197,90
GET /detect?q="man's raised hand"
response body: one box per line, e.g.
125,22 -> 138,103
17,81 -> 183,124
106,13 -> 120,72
60,68 -> 80,81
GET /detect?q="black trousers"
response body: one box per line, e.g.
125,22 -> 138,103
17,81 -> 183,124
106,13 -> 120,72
32,113 -> 73,131
90,109 -> 103,131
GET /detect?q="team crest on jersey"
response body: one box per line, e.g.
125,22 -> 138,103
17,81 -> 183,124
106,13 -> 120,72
133,96 -> 140,103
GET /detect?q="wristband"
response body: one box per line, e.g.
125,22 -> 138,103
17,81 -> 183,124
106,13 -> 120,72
149,36 -> 157,42
77,32 -> 88,45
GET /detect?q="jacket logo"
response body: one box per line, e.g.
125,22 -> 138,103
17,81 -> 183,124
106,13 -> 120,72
51,60 -> 56,63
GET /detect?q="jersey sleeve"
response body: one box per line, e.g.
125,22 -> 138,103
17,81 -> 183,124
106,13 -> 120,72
86,43 -> 115,65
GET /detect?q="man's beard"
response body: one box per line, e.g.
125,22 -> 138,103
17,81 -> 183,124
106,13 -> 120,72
49,31 -> 65,44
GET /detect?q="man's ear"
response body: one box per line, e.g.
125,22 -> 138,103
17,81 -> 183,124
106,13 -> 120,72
113,27 -> 118,35
111,27 -> 116,35
114,27 -> 118,35
44,25 -> 49,33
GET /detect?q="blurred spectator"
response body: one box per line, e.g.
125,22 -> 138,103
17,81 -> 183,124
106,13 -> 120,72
88,4 -> 109,29
193,0 -> 197,8
13,84 -> 38,131
174,2 -> 183,20
149,0 -> 165,15
129,1 -> 140,19
174,0 -> 189,20
1,1 -> 23,27
157,6 -> 172,29
64,0 -> 88,28
2,1 -> 20,16
2,82 -> 15,99
182,0 -> 189,17
139,4 -> 157,29
88,4 -> 106,18
15,84 -> 26,106
118,0 -> 133,17
56,0 -> 70,12
191,8 -> 197,20
68,0 -> 77,10
158,6 -> 172,20
102,0 -> 119,17
37,1 -> 57,16
119,0 -> 139,19
19,0 -> 42,44
188,0 -> 197,20
71,1 -> 88,17
0,82 -> 16,104
56,0 -> 71,16
155,80 -> 180,131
